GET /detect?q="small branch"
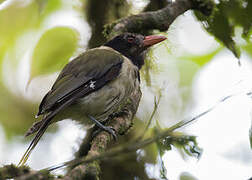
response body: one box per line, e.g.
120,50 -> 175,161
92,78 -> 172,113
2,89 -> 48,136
104,0 -> 214,38
136,95 -> 161,141
14,90 -> 245,180
45,90 -> 239,172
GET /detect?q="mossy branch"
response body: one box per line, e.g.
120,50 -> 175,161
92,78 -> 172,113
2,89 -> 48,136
104,0 -> 214,38
7,89 -> 244,180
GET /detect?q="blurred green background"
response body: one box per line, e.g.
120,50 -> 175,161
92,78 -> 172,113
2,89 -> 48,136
0,0 -> 252,179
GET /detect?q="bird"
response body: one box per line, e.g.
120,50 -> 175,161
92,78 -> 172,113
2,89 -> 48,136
18,33 -> 166,166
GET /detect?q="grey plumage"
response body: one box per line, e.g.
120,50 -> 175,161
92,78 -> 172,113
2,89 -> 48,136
19,46 -> 140,166
19,33 -> 166,166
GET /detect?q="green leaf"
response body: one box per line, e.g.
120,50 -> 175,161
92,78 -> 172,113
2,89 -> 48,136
141,128 -> 159,164
143,143 -> 159,164
194,0 -> 251,58
0,85 -> 36,139
37,0 -> 62,22
156,131 -> 203,159
0,0 -> 39,67
176,60 -> 200,88
30,26 -> 79,81
179,47 -> 222,67
0,1 -> 39,42
180,172 -> 198,180
242,41 -> 252,58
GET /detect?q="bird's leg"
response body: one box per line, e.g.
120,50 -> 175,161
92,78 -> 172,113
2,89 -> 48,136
88,115 -> 117,140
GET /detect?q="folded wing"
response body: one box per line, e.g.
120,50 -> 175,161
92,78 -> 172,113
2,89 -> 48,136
19,47 -> 124,166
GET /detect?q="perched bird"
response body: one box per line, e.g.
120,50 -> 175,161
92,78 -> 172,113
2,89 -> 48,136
18,33 -> 166,166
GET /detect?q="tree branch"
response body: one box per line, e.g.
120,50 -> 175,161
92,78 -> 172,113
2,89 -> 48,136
46,90 -> 241,173
14,88 -> 244,180
104,0 -> 214,38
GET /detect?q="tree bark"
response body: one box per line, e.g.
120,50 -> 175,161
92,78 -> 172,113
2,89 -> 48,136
104,0 -> 213,39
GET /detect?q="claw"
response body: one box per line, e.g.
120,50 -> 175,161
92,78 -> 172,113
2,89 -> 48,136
104,126 -> 117,141
92,126 -> 117,141
88,115 -> 117,141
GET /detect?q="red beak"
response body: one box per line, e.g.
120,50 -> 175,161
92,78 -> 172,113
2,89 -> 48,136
143,35 -> 167,48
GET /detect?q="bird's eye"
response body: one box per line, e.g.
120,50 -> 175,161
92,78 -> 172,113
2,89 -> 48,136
127,37 -> 134,43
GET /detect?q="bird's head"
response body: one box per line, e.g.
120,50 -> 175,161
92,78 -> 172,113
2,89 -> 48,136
104,33 -> 167,69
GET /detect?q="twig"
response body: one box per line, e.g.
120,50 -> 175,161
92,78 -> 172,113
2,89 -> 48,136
136,95 -> 161,141
44,91 -> 239,172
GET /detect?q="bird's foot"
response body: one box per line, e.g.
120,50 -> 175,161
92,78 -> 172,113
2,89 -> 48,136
94,126 -> 117,140
88,115 -> 117,141
92,126 -> 117,141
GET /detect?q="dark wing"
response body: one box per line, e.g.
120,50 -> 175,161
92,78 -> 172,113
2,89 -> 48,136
18,48 -> 124,166
38,47 -> 124,116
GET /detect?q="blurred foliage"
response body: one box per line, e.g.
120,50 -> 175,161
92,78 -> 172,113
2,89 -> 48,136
179,47 -> 222,67
0,85 -> 37,139
176,60 -> 200,87
249,112 -> 252,149
30,27 -> 79,82
0,0 -> 62,65
242,40 -> 252,59
156,131 -> 202,159
141,48 -> 159,87
85,0 -> 130,48
180,172 -> 198,180
195,0 -> 252,58
0,164 -> 31,179
250,128 -> 252,149
37,0 -> 61,21
159,155 -> 168,180
0,0 -> 251,179
0,0 -> 39,68
0,0 -> 79,138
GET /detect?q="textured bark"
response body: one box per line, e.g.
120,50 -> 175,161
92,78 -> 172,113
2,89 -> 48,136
104,0 -> 213,38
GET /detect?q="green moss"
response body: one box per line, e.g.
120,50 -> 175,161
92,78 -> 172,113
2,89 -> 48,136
39,169 -> 55,180
0,164 -> 55,179
0,164 -> 30,179
103,20 -> 119,38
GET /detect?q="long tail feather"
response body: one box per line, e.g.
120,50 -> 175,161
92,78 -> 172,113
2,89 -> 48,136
25,120 -> 44,137
18,98 -> 76,166
18,114 -> 53,166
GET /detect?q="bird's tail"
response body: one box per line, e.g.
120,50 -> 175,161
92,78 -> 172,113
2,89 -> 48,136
18,113 -> 55,166
19,96 -> 77,166
25,120 -> 44,137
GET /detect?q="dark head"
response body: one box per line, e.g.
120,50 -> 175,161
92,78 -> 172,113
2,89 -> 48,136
104,33 -> 166,69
